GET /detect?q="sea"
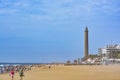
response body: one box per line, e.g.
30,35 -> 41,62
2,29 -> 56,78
0,63 -> 48,66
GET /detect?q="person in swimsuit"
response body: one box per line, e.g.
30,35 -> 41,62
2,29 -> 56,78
10,69 -> 15,80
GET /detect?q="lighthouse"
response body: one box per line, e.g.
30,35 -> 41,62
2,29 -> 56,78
84,27 -> 89,60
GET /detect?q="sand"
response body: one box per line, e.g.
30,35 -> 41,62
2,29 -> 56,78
0,65 -> 120,80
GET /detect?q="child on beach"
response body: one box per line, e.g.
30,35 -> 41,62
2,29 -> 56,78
9,69 -> 15,80
19,68 -> 24,80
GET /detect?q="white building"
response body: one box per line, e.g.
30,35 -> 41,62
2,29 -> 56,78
98,44 -> 120,58
98,44 -> 120,65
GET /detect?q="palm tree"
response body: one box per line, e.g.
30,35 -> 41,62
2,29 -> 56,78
66,60 -> 71,64
89,54 -> 99,59
74,60 -> 78,64
110,51 -> 120,58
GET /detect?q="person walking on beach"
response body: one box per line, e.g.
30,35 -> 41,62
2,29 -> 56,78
9,69 -> 15,80
48,65 -> 51,69
19,68 -> 24,80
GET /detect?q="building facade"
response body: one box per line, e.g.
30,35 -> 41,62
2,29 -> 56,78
98,44 -> 120,58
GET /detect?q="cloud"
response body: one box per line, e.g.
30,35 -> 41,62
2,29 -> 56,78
0,9 -> 17,14
0,0 -> 30,14
84,0 -> 120,14
0,0 -> 120,19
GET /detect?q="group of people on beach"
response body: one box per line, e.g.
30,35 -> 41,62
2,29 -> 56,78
9,68 -> 24,80
0,65 -> 28,74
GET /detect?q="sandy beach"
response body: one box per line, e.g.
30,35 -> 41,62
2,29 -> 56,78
0,65 -> 120,80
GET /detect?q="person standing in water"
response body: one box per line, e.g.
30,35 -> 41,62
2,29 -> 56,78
19,68 -> 24,80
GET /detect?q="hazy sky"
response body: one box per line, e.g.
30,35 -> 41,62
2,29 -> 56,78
0,0 -> 120,63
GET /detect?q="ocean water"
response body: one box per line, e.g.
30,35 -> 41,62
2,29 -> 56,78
0,63 -> 46,67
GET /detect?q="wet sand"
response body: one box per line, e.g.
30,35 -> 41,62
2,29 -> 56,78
0,65 -> 120,80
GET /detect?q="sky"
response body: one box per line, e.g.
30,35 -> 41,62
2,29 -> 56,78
0,0 -> 120,63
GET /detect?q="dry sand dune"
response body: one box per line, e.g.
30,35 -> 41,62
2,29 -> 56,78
0,65 -> 120,80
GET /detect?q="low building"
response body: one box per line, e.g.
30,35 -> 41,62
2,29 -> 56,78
98,45 -> 120,65
98,44 -> 120,58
